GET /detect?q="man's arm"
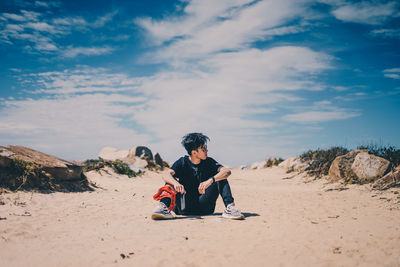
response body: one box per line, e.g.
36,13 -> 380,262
198,166 -> 231,194
214,166 -> 231,182
162,169 -> 186,194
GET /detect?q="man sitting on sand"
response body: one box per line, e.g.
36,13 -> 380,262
151,133 -> 244,220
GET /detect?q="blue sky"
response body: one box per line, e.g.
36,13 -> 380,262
0,0 -> 399,166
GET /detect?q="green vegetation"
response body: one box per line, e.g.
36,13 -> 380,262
299,147 -> 349,178
357,144 -> 400,167
0,159 -> 54,191
264,157 -> 284,168
0,158 -> 90,192
83,158 -> 141,178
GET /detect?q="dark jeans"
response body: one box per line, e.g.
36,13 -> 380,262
175,179 -> 234,215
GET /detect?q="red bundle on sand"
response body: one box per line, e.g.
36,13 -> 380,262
153,184 -> 177,211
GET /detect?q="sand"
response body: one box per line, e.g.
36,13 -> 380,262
0,166 -> 399,267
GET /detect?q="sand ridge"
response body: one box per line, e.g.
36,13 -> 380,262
0,167 -> 399,266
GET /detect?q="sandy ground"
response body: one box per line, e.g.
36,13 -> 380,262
1,166 -> 400,267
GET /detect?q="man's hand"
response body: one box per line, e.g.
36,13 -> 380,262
198,178 -> 213,194
174,182 -> 186,194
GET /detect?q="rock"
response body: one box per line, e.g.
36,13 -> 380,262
328,150 -> 363,183
278,157 -> 309,173
351,152 -> 391,183
328,150 -> 392,184
0,147 -> 14,167
98,146 -> 142,166
131,157 -> 148,169
372,170 -> 400,190
154,153 -> 163,167
154,153 -> 170,168
98,146 -> 137,164
135,146 -> 153,161
0,145 -> 83,181
250,161 -> 265,170
98,146 -> 170,171
99,146 -> 129,161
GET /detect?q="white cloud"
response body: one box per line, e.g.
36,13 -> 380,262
26,67 -> 143,94
332,1 -> 398,25
383,68 -> 400,79
35,1 -> 48,8
1,13 -> 27,21
383,68 -> 400,73
371,28 -> 400,38
92,10 -> 118,27
34,41 -> 58,51
20,10 -> 41,22
136,0 -> 255,45
34,1 -> 61,8
384,73 -> 400,79
138,0 -> 309,61
0,7 -> 116,55
0,94 -> 151,160
52,17 -> 87,26
283,110 -> 360,123
62,46 -> 114,58
25,22 -> 61,34
332,86 -> 349,91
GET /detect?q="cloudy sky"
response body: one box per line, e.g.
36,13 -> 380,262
0,0 -> 399,166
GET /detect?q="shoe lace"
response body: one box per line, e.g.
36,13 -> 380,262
227,203 -> 241,214
159,202 -> 170,212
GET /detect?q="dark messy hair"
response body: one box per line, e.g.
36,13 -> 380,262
181,133 -> 210,155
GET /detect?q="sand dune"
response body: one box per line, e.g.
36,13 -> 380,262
1,167 -> 399,266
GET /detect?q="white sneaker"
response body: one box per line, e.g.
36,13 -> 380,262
151,202 -> 174,220
222,203 -> 244,220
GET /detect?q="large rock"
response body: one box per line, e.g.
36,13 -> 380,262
328,150 -> 363,182
278,157 -> 309,173
351,152 -> 391,183
98,146 -> 148,169
154,153 -> 170,168
98,146 -> 170,171
130,157 -> 148,169
329,150 -> 391,184
135,146 -> 153,161
372,169 -> 400,190
250,161 -> 265,170
0,145 -> 83,181
99,146 -> 136,164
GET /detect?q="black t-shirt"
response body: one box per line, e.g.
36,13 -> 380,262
171,156 -> 223,208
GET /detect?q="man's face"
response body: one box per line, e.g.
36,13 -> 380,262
193,144 -> 208,160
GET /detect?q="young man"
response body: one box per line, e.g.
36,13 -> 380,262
152,133 -> 244,220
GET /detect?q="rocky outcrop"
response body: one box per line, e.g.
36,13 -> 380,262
98,146 -> 169,171
99,147 -> 139,166
135,146 -> 153,161
278,157 -> 310,173
98,147 -> 134,163
372,165 -> 400,190
250,161 -> 265,170
0,145 -> 90,191
328,150 -> 391,184
328,150 -> 362,183
0,145 -> 84,181
155,153 -> 169,168
351,152 -> 391,183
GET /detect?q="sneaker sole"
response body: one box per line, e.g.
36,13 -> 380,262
222,214 -> 245,220
151,213 -> 174,220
